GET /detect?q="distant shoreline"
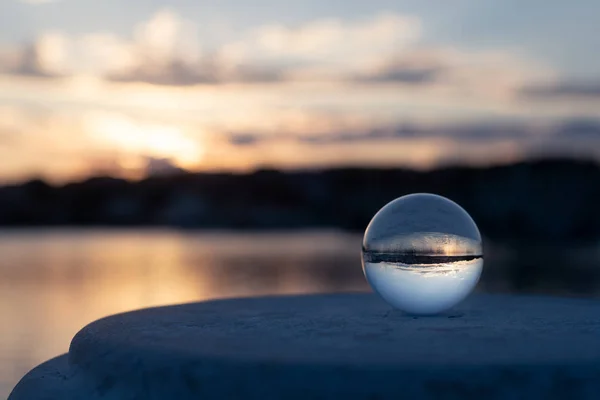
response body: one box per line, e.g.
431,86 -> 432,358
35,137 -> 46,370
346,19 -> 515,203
362,252 -> 483,264
0,158 -> 598,243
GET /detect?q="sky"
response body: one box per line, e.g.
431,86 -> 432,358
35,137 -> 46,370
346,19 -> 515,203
1,0 -> 599,183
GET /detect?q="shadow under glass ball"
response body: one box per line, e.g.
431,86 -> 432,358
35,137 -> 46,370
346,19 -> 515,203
362,193 -> 483,315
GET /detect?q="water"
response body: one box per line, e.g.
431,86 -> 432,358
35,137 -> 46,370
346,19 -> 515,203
0,229 -> 598,398
0,229 -> 363,398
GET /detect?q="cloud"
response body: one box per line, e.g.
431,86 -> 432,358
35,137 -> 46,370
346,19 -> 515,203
1,99 -> 599,183
221,13 -> 421,73
214,16 -> 544,97
122,11 -> 542,97
0,32 -> 69,78
130,9 -> 200,65
6,43 -> 57,78
0,30 -> 134,78
108,55 -> 287,86
220,118 -> 600,170
350,52 -> 446,84
109,59 -> 220,86
0,8 -> 544,96
521,81 -> 600,99
226,117 -> 600,170
1,10 -> 189,80
107,12 -> 422,86
226,119 -> 594,147
552,120 -> 600,139
106,9 -> 218,86
0,8 -> 283,86
354,66 -> 439,84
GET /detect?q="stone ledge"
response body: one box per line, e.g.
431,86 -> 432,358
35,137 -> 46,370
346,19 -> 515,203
10,293 -> 600,399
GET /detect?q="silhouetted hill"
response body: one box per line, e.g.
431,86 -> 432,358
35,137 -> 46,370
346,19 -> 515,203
0,158 -> 598,243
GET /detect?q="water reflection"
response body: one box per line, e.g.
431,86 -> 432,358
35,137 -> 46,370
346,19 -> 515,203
0,229 -> 365,397
0,230 -> 598,398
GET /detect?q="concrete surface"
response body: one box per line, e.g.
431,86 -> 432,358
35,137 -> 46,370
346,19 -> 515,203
10,293 -> 600,399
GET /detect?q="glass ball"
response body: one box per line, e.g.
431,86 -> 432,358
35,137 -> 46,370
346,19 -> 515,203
362,193 -> 483,315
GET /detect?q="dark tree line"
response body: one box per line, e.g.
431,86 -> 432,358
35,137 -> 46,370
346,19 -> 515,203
0,158 -> 598,243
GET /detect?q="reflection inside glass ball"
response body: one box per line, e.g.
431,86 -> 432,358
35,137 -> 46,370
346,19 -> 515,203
362,193 -> 483,315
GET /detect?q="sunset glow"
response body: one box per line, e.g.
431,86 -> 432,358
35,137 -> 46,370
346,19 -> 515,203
86,112 -> 204,169
0,2 -> 599,182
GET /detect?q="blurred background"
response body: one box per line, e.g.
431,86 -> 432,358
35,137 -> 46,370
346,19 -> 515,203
1,0 -> 600,397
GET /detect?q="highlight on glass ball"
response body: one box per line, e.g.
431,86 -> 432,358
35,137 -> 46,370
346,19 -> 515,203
362,193 -> 483,315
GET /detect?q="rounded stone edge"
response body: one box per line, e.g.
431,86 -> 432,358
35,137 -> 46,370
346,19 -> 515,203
11,354 -> 600,399
8,355 -> 81,400
11,294 -> 600,399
